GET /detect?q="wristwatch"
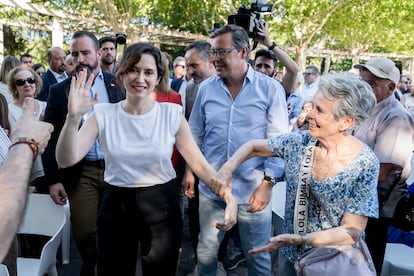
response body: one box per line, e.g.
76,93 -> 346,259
263,175 -> 277,187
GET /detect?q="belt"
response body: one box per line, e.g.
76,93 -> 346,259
83,159 -> 105,168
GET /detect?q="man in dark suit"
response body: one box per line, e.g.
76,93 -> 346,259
37,47 -> 68,101
42,31 -> 124,276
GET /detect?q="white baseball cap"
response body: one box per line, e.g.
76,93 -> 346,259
354,57 -> 400,84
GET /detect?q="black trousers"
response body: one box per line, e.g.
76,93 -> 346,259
188,176 -> 200,256
365,217 -> 390,275
97,180 -> 183,276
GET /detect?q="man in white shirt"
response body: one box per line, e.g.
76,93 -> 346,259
300,65 -> 320,102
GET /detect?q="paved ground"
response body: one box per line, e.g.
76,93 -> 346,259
57,199 -> 249,276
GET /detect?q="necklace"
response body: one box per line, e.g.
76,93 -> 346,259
313,143 -> 341,179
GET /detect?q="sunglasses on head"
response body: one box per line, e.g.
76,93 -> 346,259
15,76 -> 36,87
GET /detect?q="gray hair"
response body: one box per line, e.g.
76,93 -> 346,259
306,65 -> 320,75
317,72 -> 376,130
185,41 -> 211,61
173,56 -> 185,67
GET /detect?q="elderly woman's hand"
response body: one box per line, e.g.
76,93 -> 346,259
249,234 -> 301,254
68,69 -> 98,117
214,190 -> 237,231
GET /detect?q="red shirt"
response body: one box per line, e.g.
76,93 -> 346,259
155,90 -> 182,169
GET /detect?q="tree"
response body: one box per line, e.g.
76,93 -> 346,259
324,0 -> 414,65
267,0 -> 352,70
151,0 -> 244,34
31,0 -> 153,34
2,0 -> 414,71
0,6 -> 51,64
269,0 -> 414,71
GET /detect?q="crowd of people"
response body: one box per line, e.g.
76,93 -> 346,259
0,21 -> 413,276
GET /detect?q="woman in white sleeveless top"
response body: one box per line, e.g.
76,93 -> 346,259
55,43 -> 236,276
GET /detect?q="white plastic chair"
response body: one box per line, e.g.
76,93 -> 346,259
61,201 -> 71,264
271,181 -> 286,219
17,194 -> 66,276
381,243 -> 414,276
0,264 -> 10,276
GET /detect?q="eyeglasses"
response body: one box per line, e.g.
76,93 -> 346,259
209,48 -> 237,59
303,72 -> 314,76
175,65 -> 185,69
15,76 -> 36,87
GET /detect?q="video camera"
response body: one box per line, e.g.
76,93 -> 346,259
115,33 -> 127,45
228,0 -> 274,39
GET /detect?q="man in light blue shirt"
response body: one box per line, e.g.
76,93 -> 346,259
189,24 -> 289,275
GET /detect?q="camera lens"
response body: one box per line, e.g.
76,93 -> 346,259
115,33 -> 127,45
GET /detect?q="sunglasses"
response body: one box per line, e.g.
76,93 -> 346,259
15,76 -> 36,87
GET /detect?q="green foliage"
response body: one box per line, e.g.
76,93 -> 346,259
0,3 -> 52,63
2,0 -> 414,70
151,0 -> 245,34
3,26 -> 50,66
323,0 -> 414,55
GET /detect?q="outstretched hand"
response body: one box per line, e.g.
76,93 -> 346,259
68,69 -> 98,116
249,234 -> 299,255
210,167 -> 237,231
214,184 -> 237,231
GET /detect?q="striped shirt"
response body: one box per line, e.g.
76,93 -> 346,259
0,128 -> 10,165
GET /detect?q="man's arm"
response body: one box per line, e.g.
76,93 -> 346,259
185,86 -> 206,194
0,98 -> 53,261
248,77 -> 289,212
255,23 -> 299,95
42,82 -> 69,205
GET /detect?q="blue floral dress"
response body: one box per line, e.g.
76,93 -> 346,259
268,131 -> 379,262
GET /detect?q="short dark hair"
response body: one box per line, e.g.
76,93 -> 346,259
31,63 -> 45,72
211,24 -> 250,57
254,49 -> 278,66
19,53 -> 32,62
72,31 -> 100,51
115,43 -> 164,85
184,41 -> 211,61
99,36 -> 117,49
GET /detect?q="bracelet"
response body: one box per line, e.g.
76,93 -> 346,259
301,234 -> 310,248
268,41 -> 277,51
9,137 -> 39,161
